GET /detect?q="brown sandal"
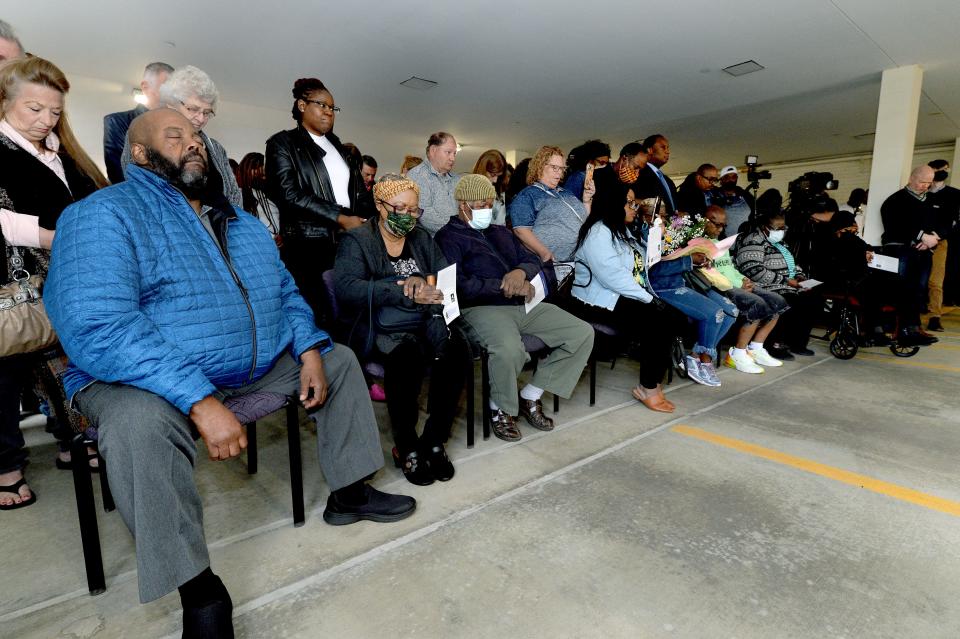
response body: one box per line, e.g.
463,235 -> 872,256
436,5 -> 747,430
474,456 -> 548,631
632,386 -> 675,413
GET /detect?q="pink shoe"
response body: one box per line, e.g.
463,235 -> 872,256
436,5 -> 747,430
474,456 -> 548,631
369,383 -> 386,402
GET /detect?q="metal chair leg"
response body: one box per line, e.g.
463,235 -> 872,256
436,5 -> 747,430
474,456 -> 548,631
71,434 -> 106,595
465,355 -> 475,448
285,402 -> 305,527
246,421 -> 258,475
553,394 -> 559,413
480,349 -> 491,440
98,453 -> 115,512
589,355 -> 597,406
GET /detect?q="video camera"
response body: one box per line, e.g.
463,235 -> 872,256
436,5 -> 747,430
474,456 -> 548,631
788,171 -> 839,195
745,155 -> 771,183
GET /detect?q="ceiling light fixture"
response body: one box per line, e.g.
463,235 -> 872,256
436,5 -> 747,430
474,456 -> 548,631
400,76 -> 438,90
722,60 -> 765,77
132,87 -> 148,105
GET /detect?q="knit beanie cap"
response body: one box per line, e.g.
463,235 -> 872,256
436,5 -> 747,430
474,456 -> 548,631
373,174 -> 420,201
454,174 -> 496,202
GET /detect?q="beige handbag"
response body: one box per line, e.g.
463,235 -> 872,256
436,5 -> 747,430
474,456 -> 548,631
0,246 -> 57,358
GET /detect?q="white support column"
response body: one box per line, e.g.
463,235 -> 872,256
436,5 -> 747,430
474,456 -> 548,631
504,149 -> 533,167
952,137 -> 960,184
863,65 -> 923,244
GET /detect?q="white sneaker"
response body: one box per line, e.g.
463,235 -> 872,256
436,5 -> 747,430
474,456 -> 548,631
725,348 -> 764,374
748,346 -> 783,367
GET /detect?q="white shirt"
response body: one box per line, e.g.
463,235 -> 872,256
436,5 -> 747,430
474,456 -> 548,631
307,131 -> 351,208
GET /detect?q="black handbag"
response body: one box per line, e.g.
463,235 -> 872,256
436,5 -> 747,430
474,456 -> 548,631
362,277 -> 429,356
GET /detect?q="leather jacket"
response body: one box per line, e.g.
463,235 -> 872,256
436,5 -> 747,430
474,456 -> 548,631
265,125 -> 374,242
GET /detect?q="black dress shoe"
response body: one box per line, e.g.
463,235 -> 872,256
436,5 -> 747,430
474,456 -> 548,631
323,484 -> 416,526
425,445 -> 455,482
789,347 -> 815,356
768,344 -> 794,360
898,330 -> 936,346
928,317 -> 944,332
392,448 -> 434,486
182,597 -> 234,639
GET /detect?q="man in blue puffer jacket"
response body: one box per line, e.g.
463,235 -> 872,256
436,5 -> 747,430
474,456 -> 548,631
46,110 -> 414,635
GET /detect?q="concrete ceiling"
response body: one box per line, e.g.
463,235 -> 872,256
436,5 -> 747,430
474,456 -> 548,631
6,0 -> 960,174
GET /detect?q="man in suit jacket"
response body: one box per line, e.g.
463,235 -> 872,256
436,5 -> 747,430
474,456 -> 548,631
631,133 -> 679,215
102,62 -> 173,184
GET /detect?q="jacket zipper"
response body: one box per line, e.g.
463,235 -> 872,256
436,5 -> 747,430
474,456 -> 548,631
211,216 -> 259,382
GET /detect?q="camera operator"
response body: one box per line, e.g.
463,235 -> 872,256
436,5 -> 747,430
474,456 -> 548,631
784,174 -> 839,280
879,165 -> 940,345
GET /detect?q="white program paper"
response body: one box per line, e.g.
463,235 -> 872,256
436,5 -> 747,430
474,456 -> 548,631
868,253 -> 899,273
798,278 -> 823,290
436,263 -> 460,325
525,271 -> 546,313
646,225 -> 663,269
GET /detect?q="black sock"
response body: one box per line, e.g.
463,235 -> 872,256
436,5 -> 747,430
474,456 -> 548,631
332,480 -> 368,505
178,568 -> 230,609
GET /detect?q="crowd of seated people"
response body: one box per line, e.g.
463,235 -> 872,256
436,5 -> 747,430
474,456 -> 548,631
2,16 -> 956,636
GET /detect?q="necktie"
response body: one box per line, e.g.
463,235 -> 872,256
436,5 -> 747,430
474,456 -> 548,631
654,170 -> 675,211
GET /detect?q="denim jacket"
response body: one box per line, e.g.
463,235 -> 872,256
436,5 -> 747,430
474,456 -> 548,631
572,224 -> 653,309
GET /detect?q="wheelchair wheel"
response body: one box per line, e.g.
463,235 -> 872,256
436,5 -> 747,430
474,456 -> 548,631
890,342 -> 920,358
672,336 -> 689,379
829,331 -> 858,360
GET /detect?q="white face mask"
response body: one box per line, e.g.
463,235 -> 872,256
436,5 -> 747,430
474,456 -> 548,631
767,229 -> 786,243
468,207 -> 494,230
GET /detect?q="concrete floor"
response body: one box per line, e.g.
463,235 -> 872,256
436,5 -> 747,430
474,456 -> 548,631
3,311 -> 960,638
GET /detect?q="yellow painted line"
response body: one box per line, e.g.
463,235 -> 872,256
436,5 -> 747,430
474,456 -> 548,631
671,425 -> 960,517
855,352 -> 960,373
932,343 -> 960,352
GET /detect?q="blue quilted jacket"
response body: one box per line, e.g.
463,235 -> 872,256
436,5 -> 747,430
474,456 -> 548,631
46,166 -> 331,414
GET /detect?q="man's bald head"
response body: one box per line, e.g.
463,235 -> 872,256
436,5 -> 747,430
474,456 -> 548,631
908,165 -> 935,196
128,109 -> 208,198
129,108 -> 194,148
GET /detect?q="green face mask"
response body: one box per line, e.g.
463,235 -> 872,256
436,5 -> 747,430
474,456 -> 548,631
384,211 -> 417,237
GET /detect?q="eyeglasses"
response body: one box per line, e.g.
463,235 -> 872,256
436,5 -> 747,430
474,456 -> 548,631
379,200 -> 423,217
545,163 -> 567,173
698,174 -> 720,184
708,221 -> 726,229
626,199 -> 641,211
180,101 -> 215,118
302,99 -> 341,113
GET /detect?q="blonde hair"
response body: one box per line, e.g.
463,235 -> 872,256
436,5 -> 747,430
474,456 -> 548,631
0,56 -> 107,188
400,155 -> 422,175
526,145 -> 564,185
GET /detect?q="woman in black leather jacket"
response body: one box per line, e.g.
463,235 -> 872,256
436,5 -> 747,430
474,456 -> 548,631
265,78 -> 375,325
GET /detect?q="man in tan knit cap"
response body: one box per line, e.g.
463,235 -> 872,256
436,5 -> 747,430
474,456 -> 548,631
435,174 -> 593,441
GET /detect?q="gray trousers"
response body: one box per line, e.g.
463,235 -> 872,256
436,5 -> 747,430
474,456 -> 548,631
75,344 -> 384,603
461,303 -> 594,415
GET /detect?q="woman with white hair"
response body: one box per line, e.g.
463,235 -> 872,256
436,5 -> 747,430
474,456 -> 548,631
121,65 -> 241,207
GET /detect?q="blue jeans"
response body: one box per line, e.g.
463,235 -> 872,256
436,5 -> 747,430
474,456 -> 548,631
656,287 -> 737,359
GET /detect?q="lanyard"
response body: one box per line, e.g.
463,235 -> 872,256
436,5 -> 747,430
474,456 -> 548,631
533,183 -> 584,223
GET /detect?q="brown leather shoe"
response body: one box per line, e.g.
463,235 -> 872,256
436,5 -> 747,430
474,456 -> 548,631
491,409 -> 522,442
518,397 -> 555,431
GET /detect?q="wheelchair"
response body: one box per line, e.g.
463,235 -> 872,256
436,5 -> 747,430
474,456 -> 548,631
819,287 -> 919,360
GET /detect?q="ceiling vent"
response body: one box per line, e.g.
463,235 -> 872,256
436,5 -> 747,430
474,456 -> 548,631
722,60 -> 765,77
400,76 -> 438,90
